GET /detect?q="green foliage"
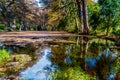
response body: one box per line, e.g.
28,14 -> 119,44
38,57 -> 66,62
0,24 -> 4,30
87,2 -> 101,31
112,29 -> 120,36
47,0 -> 79,32
15,56 -> 26,64
0,49 -> 9,65
57,18 -> 67,30
49,66 -> 96,80
0,72 -> 4,77
113,57 -> 120,73
98,0 -> 120,35
88,0 -> 120,36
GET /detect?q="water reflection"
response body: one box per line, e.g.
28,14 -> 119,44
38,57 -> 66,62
0,36 -> 119,80
49,38 -> 119,80
20,48 -> 53,80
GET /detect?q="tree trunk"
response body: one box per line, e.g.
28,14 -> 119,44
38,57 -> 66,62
82,0 -> 89,34
4,24 -> 8,32
5,21 -> 10,32
19,21 -> 23,31
76,0 -> 83,33
75,18 -> 79,33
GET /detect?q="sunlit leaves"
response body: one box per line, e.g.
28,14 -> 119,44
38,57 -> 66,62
49,66 -> 96,80
98,0 -> 120,35
0,49 -> 9,65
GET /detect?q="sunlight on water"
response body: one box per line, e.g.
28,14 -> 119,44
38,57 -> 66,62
20,48 -> 52,80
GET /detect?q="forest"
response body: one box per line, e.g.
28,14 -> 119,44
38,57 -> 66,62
0,0 -> 120,36
0,0 -> 120,80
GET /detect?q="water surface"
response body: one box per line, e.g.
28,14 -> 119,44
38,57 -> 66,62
0,37 -> 120,80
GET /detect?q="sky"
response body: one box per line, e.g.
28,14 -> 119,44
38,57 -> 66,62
35,0 -> 98,7
93,0 -> 98,2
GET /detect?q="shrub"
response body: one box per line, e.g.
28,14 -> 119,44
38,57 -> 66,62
49,66 -> 96,80
0,50 -> 9,66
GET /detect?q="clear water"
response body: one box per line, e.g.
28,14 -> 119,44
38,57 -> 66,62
20,49 -> 52,80
0,37 -> 120,80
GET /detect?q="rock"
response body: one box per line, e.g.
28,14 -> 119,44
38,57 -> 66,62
0,68 -> 6,72
7,75 -> 16,79
7,62 -> 20,66
1,75 -> 22,80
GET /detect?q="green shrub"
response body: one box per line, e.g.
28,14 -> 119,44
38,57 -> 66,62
0,50 -> 9,65
0,72 -> 4,77
49,66 -> 96,80
0,24 -> 4,30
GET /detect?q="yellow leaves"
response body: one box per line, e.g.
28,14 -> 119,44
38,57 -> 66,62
47,8 -> 64,26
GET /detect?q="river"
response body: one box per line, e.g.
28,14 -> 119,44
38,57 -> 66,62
0,36 -> 120,80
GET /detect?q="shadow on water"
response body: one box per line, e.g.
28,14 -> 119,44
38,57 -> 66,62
0,36 -> 120,80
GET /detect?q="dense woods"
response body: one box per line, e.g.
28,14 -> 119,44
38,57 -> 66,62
0,0 -> 120,37
47,0 -> 120,36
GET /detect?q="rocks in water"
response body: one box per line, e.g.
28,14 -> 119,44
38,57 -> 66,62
0,75 -> 22,80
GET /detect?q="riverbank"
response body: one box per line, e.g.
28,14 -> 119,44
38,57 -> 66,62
0,31 -> 119,47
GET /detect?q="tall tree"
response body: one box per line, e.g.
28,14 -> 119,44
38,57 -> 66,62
82,0 -> 89,34
76,0 -> 83,33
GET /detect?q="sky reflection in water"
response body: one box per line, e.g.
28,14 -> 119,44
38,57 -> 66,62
20,49 -> 52,80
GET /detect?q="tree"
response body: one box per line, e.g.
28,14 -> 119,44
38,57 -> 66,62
98,0 -> 120,36
81,0 -> 89,34
87,0 -> 101,34
0,0 -> 46,31
76,0 -> 90,34
47,0 -> 90,34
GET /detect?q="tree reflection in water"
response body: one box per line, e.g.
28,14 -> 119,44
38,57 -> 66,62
50,37 -> 119,80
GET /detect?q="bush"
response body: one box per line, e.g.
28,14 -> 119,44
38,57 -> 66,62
0,50 -> 9,66
49,66 -> 96,80
0,24 -> 4,30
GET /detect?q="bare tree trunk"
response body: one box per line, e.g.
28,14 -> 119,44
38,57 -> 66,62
82,37 -> 89,70
82,0 -> 89,34
4,24 -> 8,32
19,20 -> 23,31
80,2 -> 84,33
106,28 -> 109,36
73,0 -> 79,33
76,0 -> 84,33
75,18 -> 79,33
5,21 -> 10,32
